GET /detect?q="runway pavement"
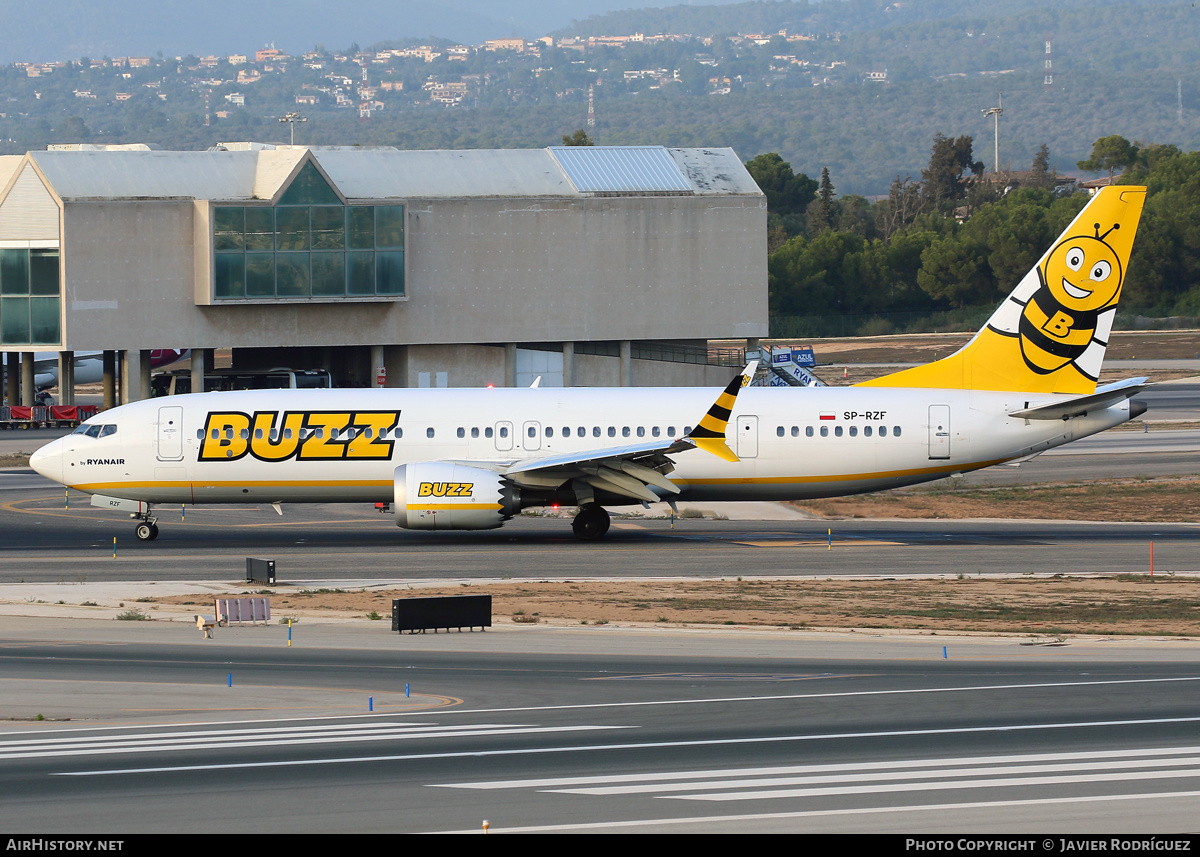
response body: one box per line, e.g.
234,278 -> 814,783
1,618 -> 1197,833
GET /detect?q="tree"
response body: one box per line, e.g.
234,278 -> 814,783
1028,143 -> 1054,189
743,152 -> 817,218
561,129 -> 594,146
1077,135 -> 1139,180
812,166 -> 837,234
877,175 -> 924,241
917,233 -> 992,308
921,134 -> 983,213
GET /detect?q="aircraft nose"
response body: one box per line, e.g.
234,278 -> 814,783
29,438 -> 64,485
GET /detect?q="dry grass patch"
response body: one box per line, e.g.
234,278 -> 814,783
150,575 -> 1200,637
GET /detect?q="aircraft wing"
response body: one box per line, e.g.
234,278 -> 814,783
1008,377 -> 1149,421
497,360 -> 758,503
502,437 -> 696,501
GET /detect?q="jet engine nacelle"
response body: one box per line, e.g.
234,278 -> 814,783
394,462 -> 520,531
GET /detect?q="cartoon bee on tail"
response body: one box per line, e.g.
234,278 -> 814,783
1007,221 -> 1124,380
859,186 -> 1146,395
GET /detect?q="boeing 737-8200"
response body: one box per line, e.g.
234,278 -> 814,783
30,186 -> 1149,541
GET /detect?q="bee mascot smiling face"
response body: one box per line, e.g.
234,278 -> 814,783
1018,223 -> 1124,375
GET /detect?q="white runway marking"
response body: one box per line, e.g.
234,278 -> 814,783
2,722 -> 623,761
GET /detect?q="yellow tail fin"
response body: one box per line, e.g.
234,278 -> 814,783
859,185 -> 1147,394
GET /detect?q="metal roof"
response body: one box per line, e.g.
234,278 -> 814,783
316,148 -> 577,199
549,146 -> 694,194
16,145 -> 761,203
31,150 -> 263,201
666,147 -> 764,196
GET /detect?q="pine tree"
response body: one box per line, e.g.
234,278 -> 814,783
814,166 -> 836,233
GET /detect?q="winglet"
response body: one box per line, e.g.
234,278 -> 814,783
688,360 -> 758,462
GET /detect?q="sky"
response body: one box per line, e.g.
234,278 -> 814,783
0,0 -> 734,64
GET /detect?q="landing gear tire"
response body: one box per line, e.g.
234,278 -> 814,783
135,522 -> 159,541
572,505 -> 611,541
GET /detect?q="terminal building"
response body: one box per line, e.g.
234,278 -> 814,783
0,143 -> 767,406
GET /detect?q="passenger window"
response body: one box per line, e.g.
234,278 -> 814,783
652,426 -> 660,437
195,429 -> 204,440
546,427 -> 554,437
791,426 -> 799,437
608,427 -> 616,437
806,426 -> 814,437
864,426 -> 872,437
471,427 -> 479,438
225,428 -> 234,440
622,427 -> 630,438
577,427 -> 585,437
835,426 -> 843,437
563,427 -> 571,437
255,428 -> 264,439
499,427 -> 507,438
316,428 -> 324,439
593,427 -> 601,437
777,426 -> 784,437
894,426 -> 902,437
331,428 -> 340,440
637,426 -> 645,438
364,428 -> 373,438
427,428 -> 435,438
849,426 -> 857,437
457,427 -> 465,439
668,426 -> 677,436
879,426 -> 887,437
485,427 -> 493,438
284,428 -> 293,439
820,426 -> 828,437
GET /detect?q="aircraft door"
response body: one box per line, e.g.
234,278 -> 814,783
928,405 -> 951,460
522,420 -> 541,451
157,406 -> 184,461
494,421 -> 513,452
736,415 -> 758,458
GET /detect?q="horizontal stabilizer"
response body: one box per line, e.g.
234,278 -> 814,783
1009,377 -> 1148,421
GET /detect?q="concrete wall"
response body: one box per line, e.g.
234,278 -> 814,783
63,201 -> 195,350
57,194 -> 766,352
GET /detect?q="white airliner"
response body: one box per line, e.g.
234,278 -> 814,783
30,186 -> 1149,542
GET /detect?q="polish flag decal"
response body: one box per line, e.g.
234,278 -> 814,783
819,412 -> 836,421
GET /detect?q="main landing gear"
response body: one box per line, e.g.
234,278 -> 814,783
132,506 -> 159,541
572,504 -> 611,541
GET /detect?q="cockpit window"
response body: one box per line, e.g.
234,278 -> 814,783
85,425 -> 102,438
99,425 -> 117,437
72,424 -> 90,435
74,423 -> 116,437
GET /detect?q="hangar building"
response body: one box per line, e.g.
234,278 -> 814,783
0,143 -> 766,405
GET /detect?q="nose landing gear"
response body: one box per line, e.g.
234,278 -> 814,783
132,507 -> 160,541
